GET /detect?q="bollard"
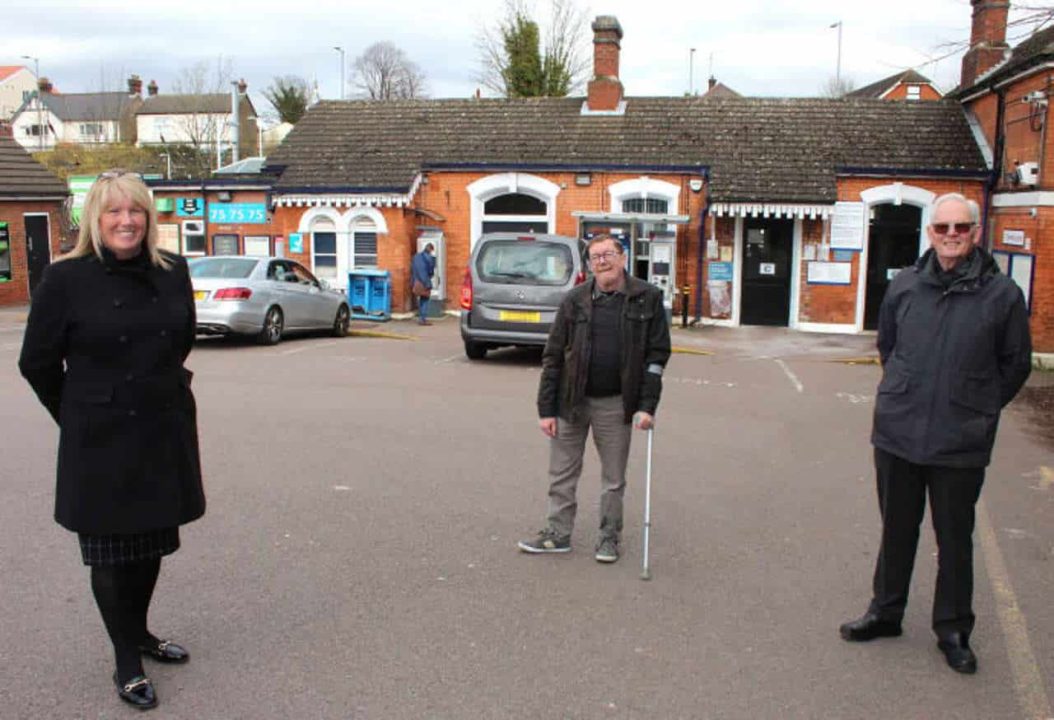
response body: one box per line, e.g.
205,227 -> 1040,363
680,284 -> 691,328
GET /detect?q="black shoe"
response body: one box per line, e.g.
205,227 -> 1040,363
138,639 -> 190,664
839,612 -> 903,641
517,528 -> 571,553
114,672 -> 158,710
937,632 -> 977,674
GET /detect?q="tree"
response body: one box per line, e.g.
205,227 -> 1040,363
263,75 -> 311,124
351,42 -> 428,100
477,0 -> 589,98
821,76 -> 856,98
170,57 -> 235,175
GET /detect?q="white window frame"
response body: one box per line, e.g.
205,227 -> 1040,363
467,173 -> 560,250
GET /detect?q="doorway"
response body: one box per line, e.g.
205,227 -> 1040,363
864,204 -> 921,330
741,218 -> 793,326
24,214 -> 51,294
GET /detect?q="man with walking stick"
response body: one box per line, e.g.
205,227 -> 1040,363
519,234 -> 671,564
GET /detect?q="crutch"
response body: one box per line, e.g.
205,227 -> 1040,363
640,427 -> 654,581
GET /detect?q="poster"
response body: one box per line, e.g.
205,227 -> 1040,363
708,261 -> 733,281
830,202 -> 865,250
807,261 -> 852,285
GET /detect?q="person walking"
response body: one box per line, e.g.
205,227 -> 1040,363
411,242 -> 436,325
839,193 -> 1032,674
19,170 -> 206,710
519,233 -> 671,563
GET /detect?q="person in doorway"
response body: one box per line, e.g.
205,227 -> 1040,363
519,234 -> 671,563
839,193 -> 1032,674
411,242 -> 436,325
19,170 -> 206,710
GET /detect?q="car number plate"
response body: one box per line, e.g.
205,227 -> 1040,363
499,310 -> 541,323
193,290 -> 208,301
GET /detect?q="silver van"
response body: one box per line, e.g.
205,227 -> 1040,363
459,232 -> 586,359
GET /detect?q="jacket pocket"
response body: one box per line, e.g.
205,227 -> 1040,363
876,368 -> 910,395
951,371 -> 1000,415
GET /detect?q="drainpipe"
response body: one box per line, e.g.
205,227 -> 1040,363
982,87 -> 1007,251
694,180 -> 710,323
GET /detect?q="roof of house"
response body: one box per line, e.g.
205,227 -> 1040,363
0,66 -> 31,83
848,70 -> 937,99
956,24 -> 1054,96
267,96 -> 987,203
137,94 -> 250,115
16,91 -> 136,122
702,82 -> 741,99
0,134 -> 68,197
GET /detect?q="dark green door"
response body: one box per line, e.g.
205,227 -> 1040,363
741,218 -> 793,326
865,204 -> 921,330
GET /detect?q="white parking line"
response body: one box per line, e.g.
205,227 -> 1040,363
434,354 -> 462,364
774,359 -> 803,393
278,341 -> 342,356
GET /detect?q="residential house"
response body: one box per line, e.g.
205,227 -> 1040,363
0,134 -> 68,305
701,76 -> 741,99
0,65 -> 37,121
848,69 -> 943,101
10,76 -> 141,151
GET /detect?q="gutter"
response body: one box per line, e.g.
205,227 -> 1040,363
420,161 -> 709,174
836,166 -> 990,180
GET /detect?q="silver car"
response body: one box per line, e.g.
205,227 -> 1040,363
189,256 -> 351,345
459,232 -> 586,359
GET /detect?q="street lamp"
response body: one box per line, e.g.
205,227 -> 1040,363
21,55 -> 42,151
829,21 -> 843,89
159,152 -> 172,180
689,48 -> 696,96
333,46 -> 345,100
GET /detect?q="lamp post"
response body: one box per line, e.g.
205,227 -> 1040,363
21,55 -> 42,151
829,21 -> 843,89
333,46 -> 345,100
689,48 -> 695,96
159,152 -> 172,179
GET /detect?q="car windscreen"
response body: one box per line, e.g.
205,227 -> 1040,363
476,241 -> 573,286
188,258 -> 258,279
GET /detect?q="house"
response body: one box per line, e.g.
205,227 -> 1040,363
0,134 -> 68,305
264,16 -> 987,339
10,76 -> 141,151
0,65 -> 37,121
848,69 -> 943,101
701,76 -> 741,99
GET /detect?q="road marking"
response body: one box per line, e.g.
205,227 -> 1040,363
279,341 -> 341,356
976,498 -> 1052,720
774,359 -> 803,393
349,329 -> 415,341
671,346 -> 714,356
667,376 -> 736,388
434,354 -> 462,364
831,356 -> 881,365
836,392 -> 872,404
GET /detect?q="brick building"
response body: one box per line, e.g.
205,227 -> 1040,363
848,69 -> 944,102
0,134 -> 68,305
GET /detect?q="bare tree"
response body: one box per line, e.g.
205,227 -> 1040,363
170,57 -> 234,173
820,75 -> 857,98
351,42 -> 428,100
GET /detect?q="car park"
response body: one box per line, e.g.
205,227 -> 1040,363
189,256 -> 350,345
459,232 -> 586,359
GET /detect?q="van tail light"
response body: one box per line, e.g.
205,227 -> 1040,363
213,287 -> 253,301
574,270 -> 586,286
460,268 -> 473,310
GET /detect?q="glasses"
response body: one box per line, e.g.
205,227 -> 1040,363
99,169 -> 143,180
588,251 -> 622,263
930,222 -> 975,235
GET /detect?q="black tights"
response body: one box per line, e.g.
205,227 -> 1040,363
90,558 -> 162,683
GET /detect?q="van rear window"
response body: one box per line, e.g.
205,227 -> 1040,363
476,241 -> 573,285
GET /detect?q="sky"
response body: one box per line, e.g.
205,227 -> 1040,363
5,0 -> 1050,125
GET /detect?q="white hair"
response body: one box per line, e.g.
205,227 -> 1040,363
930,193 -> 980,225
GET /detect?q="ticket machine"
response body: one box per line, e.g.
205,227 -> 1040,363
416,228 -> 446,303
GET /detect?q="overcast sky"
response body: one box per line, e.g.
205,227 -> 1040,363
5,0 -> 1048,123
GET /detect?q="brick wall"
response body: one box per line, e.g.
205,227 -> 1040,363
989,206 -> 1053,352
0,201 -> 66,306
882,84 -> 943,101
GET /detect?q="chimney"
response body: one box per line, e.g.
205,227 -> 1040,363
586,15 -> 624,113
38,77 -> 53,94
709,76 -> 717,91
961,0 -> 1010,89
237,78 -> 248,94
128,74 -> 143,96
147,80 -> 158,97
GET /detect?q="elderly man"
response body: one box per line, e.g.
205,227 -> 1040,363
519,234 -> 671,563
840,193 -> 1032,674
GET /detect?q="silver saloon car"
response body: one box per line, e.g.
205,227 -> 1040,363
189,256 -> 351,344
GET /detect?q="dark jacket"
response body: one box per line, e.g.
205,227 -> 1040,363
871,247 -> 1032,468
538,274 -> 671,424
411,250 -> 435,287
19,249 -> 206,534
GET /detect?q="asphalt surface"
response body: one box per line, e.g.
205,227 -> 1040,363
0,313 -> 1051,720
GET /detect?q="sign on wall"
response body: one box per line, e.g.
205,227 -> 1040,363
830,201 -> 865,250
1002,229 -> 1025,247
708,261 -> 733,281
288,232 -> 303,253
176,198 -> 204,217
208,203 -> 267,224
68,175 -> 97,225
807,261 -> 852,285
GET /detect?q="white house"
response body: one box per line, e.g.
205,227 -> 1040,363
0,65 -> 37,121
10,78 -> 140,151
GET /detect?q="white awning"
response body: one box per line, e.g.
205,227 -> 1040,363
273,194 -> 410,209
710,203 -> 834,219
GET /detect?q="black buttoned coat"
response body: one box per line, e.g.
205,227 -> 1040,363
19,249 -> 206,534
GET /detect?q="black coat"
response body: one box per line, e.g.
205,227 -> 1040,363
871,247 -> 1032,468
538,275 -> 671,424
19,249 -> 206,534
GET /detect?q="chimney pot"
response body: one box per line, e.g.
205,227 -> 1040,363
147,80 -> 158,96
128,74 -> 143,96
586,15 -> 625,113
237,78 -> 248,94
38,77 -> 52,94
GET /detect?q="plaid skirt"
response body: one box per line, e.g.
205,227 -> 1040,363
78,527 -> 180,566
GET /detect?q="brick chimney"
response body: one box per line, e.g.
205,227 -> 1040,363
147,80 -> 158,97
38,77 -> 53,94
961,0 -> 1010,89
709,76 -> 717,91
586,16 -> 624,113
128,74 -> 143,96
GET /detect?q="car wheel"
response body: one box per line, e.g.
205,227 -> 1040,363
332,304 -> 350,337
464,340 -> 488,360
258,306 -> 284,345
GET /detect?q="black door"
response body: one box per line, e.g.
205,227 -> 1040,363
24,214 -> 51,294
864,204 -> 921,330
741,218 -> 793,326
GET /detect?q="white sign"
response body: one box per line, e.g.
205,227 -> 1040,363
1002,229 -> 1026,247
807,261 -> 852,285
759,263 -> 776,276
830,202 -> 865,250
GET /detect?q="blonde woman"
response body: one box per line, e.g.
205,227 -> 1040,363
19,170 -> 205,710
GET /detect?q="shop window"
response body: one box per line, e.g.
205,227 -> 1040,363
0,222 -> 11,282
182,220 -> 206,255
244,235 -> 270,257
212,234 -> 239,255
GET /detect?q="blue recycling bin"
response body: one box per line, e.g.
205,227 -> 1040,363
348,269 -> 391,321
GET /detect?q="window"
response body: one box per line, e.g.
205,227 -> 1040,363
157,224 -> 180,253
906,85 -> 921,101
481,192 -> 549,234
212,234 -> 239,255
182,220 -> 206,255
290,262 -> 320,287
312,231 -> 337,280
244,235 -> 270,257
189,257 -> 257,279
622,197 -> 670,214
0,222 -> 11,282
79,122 -> 105,138
25,124 -> 45,137
351,218 -> 378,268
476,240 -> 573,286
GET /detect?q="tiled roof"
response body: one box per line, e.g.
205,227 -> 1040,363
702,83 -> 741,99
957,24 -> 1054,96
848,70 -> 936,99
0,66 -> 30,82
268,96 -> 987,203
40,92 -> 135,121
137,94 -> 232,115
0,134 -> 68,197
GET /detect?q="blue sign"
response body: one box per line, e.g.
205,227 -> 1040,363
176,198 -> 203,217
288,233 -> 303,253
832,250 -> 857,262
708,261 -> 734,281
208,203 -> 267,224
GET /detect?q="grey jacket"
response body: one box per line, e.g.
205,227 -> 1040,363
871,247 -> 1032,468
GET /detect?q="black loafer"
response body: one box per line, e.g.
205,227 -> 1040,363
937,633 -> 978,674
114,672 -> 158,710
138,639 -> 190,664
839,612 -> 903,641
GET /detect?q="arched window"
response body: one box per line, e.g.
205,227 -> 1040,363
622,197 -> 670,215
310,217 -> 337,280
482,192 -> 549,234
351,217 -> 378,268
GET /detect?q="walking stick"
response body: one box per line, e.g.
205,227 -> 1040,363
641,427 -> 654,581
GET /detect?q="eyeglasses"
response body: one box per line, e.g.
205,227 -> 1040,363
930,222 -> 975,235
588,251 -> 622,263
98,169 -> 143,180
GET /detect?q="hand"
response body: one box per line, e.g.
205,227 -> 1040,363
539,417 -> 558,438
634,412 -> 654,430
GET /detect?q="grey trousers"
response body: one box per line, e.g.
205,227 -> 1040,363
546,395 -> 632,539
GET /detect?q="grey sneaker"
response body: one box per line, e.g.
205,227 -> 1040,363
595,536 -> 619,563
518,528 -> 571,553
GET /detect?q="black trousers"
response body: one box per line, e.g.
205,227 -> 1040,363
868,447 -> 985,637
